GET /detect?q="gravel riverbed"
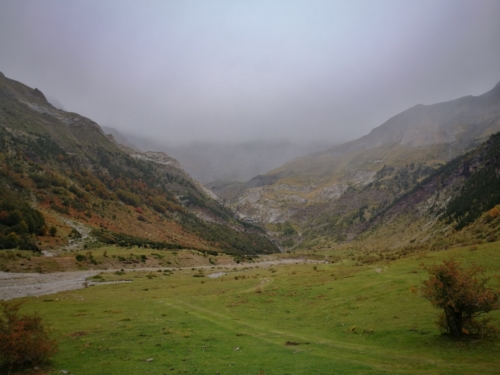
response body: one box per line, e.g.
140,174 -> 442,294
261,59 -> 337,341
0,258 -> 323,300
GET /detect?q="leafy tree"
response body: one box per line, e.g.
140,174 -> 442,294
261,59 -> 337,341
0,301 -> 58,370
421,259 -> 500,339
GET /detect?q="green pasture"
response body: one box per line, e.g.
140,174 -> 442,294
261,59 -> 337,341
13,242 -> 500,374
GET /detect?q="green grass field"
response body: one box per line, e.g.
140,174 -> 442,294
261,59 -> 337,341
9,242 -> 500,374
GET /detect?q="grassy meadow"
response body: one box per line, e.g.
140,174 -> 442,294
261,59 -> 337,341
8,241 -> 500,375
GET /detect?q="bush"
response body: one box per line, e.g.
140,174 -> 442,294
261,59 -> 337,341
49,226 -> 57,237
489,207 -> 499,218
0,301 -> 57,369
116,189 -> 141,207
421,259 -> 500,339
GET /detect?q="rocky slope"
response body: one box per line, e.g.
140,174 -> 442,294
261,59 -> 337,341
213,82 -> 500,248
357,131 -> 500,250
0,72 -> 278,256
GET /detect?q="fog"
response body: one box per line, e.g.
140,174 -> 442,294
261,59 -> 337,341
1,0 -> 500,146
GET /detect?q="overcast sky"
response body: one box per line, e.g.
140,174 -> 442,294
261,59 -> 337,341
1,0 -> 499,144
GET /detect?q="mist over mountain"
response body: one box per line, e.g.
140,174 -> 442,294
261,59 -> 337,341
100,126 -> 140,152
46,96 -> 65,111
2,2 -> 500,148
101,126 -> 333,183
213,81 -> 500,249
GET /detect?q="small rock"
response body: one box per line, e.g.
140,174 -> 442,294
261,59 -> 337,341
33,367 -> 40,371
146,358 -> 154,362
233,347 -> 240,351
60,371 -> 69,375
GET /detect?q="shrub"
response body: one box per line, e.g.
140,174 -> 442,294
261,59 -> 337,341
116,189 -> 141,207
38,225 -> 48,236
489,207 -> 499,218
49,226 -> 57,237
421,259 -> 500,339
0,301 -> 57,369
69,228 -> 82,239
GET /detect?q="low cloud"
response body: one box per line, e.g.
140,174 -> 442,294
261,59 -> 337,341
1,0 -> 499,145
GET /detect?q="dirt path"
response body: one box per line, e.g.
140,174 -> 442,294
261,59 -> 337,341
0,258 -> 323,300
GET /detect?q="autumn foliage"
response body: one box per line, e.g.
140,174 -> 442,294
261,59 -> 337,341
421,259 -> 500,339
0,301 -> 57,369
490,207 -> 500,218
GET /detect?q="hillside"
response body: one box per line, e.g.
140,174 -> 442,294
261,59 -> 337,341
213,82 -> 500,249
354,131 -> 500,249
0,72 -> 278,256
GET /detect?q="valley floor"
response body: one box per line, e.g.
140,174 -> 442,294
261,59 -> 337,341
2,242 -> 500,375
0,258 -> 323,300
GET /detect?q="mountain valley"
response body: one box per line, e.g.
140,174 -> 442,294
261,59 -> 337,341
211,82 -> 500,250
1,74 -> 500,375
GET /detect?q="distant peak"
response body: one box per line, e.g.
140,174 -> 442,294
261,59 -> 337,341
0,71 -> 4,78
32,88 -> 48,102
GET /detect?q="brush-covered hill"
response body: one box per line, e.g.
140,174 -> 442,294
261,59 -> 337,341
0,72 -> 278,255
212,82 -> 500,249
352,131 -> 500,252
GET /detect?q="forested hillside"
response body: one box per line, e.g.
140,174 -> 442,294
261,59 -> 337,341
0,72 -> 277,255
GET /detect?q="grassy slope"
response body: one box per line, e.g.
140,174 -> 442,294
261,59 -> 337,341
10,241 -> 500,375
